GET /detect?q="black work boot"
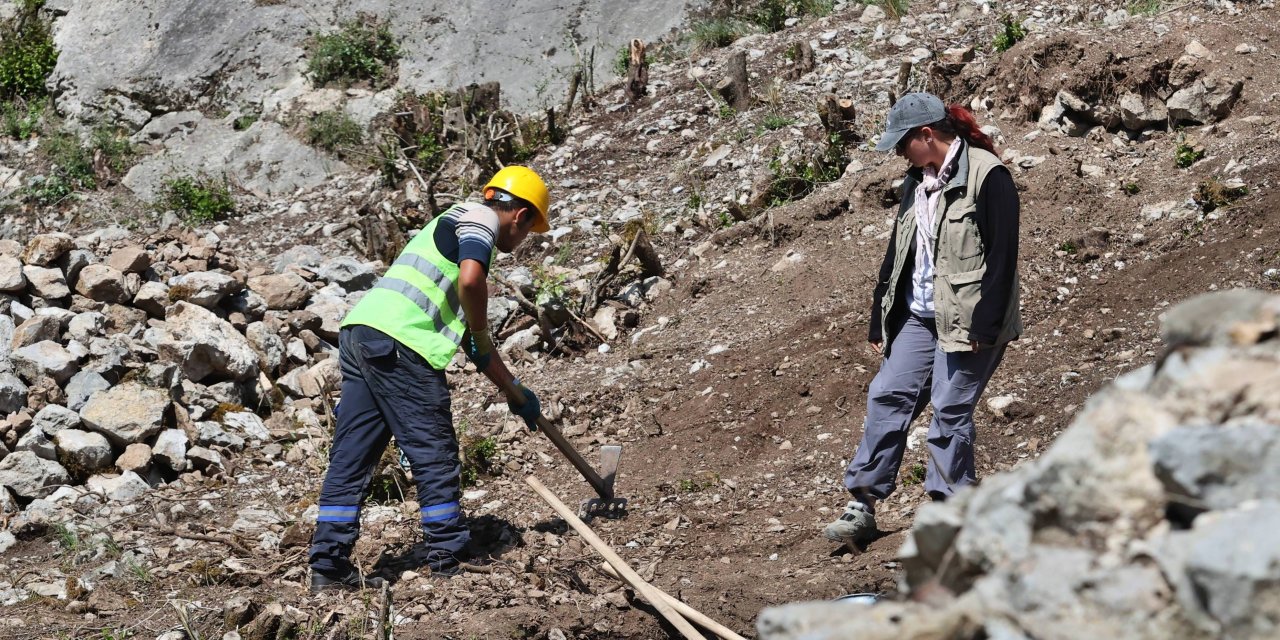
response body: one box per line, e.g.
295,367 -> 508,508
310,566 -> 387,593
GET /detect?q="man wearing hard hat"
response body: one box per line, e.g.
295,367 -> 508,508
308,166 -> 551,591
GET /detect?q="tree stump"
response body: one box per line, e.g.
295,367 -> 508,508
817,94 -> 859,143
784,40 -> 815,80
624,39 -> 649,102
715,50 -> 751,111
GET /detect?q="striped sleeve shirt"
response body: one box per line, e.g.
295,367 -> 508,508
432,202 -> 500,272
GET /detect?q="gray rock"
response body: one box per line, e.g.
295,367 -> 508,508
1151,422 -> 1280,518
272,245 -> 325,273
221,411 -> 269,441
23,265 -> 70,299
52,429 -> 114,475
247,273 -> 313,310
0,372 -> 27,414
58,248 -> 94,286
79,382 -> 172,447
65,370 -> 110,411
0,451 -> 71,500
85,471 -> 150,502
67,311 -> 106,343
317,257 -> 377,291
21,233 -> 74,267
1118,92 -> 1168,130
74,264 -> 132,304
105,246 -> 152,274
304,294 -> 350,341
133,281 -> 170,318
33,404 -> 82,434
0,255 -> 25,292
155,301 -> 260,382
11,315 -> 62,348
1161,289 -> 1279,348
167,271 -> 240,308
12,341 -> 78,384
194,421 -> 245,451
1182,503 -> 1280,634
1167,77 -> 1244,125
223,289 -> 267,320
16,426 -> 56,460
186,446 -> 221,470
151,429 -> 188,471
244,321 -> 285,374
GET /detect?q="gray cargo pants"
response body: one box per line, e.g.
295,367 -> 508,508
843,313 -> 1005,503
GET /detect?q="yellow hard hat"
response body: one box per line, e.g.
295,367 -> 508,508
484,166 -> 551,233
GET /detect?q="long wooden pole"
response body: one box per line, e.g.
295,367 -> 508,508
524,476 -> 702,639
598,563 -> 747,640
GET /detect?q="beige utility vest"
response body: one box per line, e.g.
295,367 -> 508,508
881,144 -> 1022,352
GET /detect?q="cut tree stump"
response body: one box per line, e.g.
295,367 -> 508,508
817,94 -> 859,142
715,50 -> 751,111
624,39 -> 649,102
784,40 -> 815,80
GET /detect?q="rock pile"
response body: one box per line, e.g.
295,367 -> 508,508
758,289 -> 1280,640
0,230 -> 381,512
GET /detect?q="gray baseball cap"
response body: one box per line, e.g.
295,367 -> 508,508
874,92 -> 946,152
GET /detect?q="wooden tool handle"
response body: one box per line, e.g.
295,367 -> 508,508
525,476 -> 701,640
504,381 -> 611,500
599,563 -> 746,640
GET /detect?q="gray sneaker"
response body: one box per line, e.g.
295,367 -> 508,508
824,501 -> 878,547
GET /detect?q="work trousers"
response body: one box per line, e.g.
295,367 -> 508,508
843,313 -> 1005,503
309,325 -> 469,574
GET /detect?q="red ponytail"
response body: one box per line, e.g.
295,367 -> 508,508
933,105 -> 999,157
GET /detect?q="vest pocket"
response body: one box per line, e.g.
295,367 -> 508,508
938,267 -> 986,337
359,337 -> 397,362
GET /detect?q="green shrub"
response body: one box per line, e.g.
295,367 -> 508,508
765,133 -> 846,207
0,1 -> 59,100
1174,135 -> 1205,169
158,175 -> 236,225
993,14 -> 1027,52
1,99 -> 43,139
749,0 -> 834,32
690,18 -> 749,51
232,114 -> 258,131
1128,0 -> 1163,15
761,114 -> 795,131
307,17 -> 400,88
460,435 -> 500,489
306,110 -> 363,153
869,0 -> 909,19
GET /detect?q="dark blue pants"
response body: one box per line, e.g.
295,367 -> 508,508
843,314 -> 1006,503
309,325 -> 470,574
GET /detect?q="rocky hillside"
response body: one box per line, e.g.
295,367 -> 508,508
1,0 -> 1280,638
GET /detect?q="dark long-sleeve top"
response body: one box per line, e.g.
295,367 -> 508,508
868,166 -> 1019,344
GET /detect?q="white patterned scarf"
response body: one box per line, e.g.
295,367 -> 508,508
907,139 -> 964,318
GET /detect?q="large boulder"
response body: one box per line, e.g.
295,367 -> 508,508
74,264 -> 133,304
85,471 -> 150,502
1118,92 -> 1169,131
0,451 -> 71,500
759,290 -> 1280,640
79,382 -> 171,447
154,301 -> 259,382
167,271 -> 240,308
244,321 -> 285,374
247,273 -> 313,310
53,429 -> 114,475
304,293 -> 350,341
105,246 -> 152,274
11,341 -> 78,384
152,429 -> 189,471
133,281 -> 170,318
1167,76 -> 1244,125
21,233 -> 74,267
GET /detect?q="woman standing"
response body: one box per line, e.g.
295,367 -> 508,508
824,93 -> 1022,547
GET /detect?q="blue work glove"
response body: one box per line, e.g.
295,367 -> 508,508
463,329 -> 494,372
507,379 -> 541,432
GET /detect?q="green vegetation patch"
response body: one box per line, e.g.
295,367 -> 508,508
157,175 -> 236,225
307,16 -> 401,88
0,0 -> 59,101
307,110 -> 363,153
993,14 -> 1028,53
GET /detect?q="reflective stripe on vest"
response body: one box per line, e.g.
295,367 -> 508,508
341,214 -> 469,369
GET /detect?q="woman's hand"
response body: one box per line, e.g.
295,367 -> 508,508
869,340 -> 883,355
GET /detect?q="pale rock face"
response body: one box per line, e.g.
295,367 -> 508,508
79,382 -> 172,447
52,429 -> 114,475
154,301 -> 260,382
0,451 -> 71,500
